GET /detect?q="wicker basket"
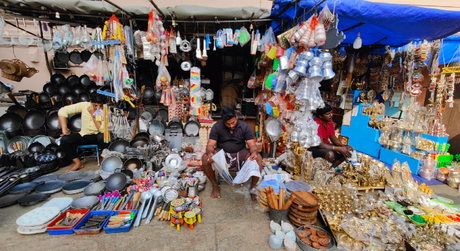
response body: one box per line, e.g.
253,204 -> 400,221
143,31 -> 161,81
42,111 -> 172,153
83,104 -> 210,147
0,59 -> 38,82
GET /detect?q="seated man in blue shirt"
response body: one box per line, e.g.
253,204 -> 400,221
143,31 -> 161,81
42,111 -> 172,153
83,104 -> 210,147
201,106 -> 262,200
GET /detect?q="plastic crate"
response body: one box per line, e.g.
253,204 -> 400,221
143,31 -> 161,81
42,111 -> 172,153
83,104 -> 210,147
103,210 -> 137,234
73,211 -> 113,235
47,209 -> 90,235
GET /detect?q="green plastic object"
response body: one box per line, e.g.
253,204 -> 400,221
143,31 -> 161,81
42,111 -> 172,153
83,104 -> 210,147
265,74 -> 275,89
409,214 -> 426,226
273,58 -> 279,71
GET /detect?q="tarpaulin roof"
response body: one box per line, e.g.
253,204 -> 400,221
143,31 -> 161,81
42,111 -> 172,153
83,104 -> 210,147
440,35 -> 460,65
270,0 -> 460,47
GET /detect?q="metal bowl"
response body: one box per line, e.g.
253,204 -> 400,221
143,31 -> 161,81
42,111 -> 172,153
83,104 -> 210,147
67,74 -> 79,86
130,137 -> 148,148
101,156 -> 123,173
62,179 -> 91,194
28,142 -> 44,153
123,158 -> 142,170
0,112 -> 22,133
24,109 -> 46,130
108,139 -> 129,153
105,173 -> 127,192
46,110 -> 60,130
133,132 -> 150,141
296,225 -> 335,251
68,114 -> 82,133
71,195 -> 99,209
83,181 -> 105,196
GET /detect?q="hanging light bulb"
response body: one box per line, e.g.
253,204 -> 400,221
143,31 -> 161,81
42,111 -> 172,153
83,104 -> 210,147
172,19 -> 177,27
55,12 -> 60,19
353,32 -> 362,49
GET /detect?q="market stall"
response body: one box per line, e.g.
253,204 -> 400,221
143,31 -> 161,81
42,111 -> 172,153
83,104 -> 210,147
0,0 -> 460,250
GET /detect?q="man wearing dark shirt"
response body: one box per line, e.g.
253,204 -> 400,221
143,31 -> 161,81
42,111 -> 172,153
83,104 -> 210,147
202,106 -> 262,200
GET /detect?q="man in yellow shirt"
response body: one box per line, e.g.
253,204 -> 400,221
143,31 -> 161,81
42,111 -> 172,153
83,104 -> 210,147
58,93 -> 108,171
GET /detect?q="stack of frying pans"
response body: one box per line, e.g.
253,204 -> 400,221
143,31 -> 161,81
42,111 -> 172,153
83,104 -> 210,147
23,109 -> 46,136
41,73 -> 96,108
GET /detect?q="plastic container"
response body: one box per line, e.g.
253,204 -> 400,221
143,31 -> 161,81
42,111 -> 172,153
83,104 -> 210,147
103,210 -> 137,234
47,209 -> 90,235
73,211 -> 112,235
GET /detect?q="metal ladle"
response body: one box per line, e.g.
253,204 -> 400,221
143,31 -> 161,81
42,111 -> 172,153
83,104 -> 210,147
133,191 -> 152,227
145,187 -> 163,224
141,188 -> 156,219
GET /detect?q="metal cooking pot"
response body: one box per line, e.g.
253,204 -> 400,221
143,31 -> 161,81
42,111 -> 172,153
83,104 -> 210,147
123,158 -> 142,170
28,142 -> 44,153
24,109 -> 46,130
105,173 -> 127,192
68,114 -> 81,133
45,143 -> 59,153
79,75 -> 91,87
46,110 -> 60,130
43,82 -> 57,95
67,74 -> 79,86
63,93 -> 77,105
57,83 -> 70,96
69,50 -> 83,65
50,73 -> 67,86
133,132 -> 150,141
184,116 -> 200,137
158,108 -> 168,122
0,112 -> 22,133
130,137 -> 148,148
80,49 -> 92,62
78,92 -> 90,102
87,82 -> 98,94
71,84 -> 85,95
56,148 -> 71,167
108,139 -> 129,153
7,105 -> 28,118
101,156 -> 123,173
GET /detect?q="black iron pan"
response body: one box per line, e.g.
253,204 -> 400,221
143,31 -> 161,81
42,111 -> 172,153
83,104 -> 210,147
67,74 -> 80,86
0,112 -> 22,133
69,50 -> 83,65
7,105 -> 28,118
57,83 -> 70,95
24,109 -> 46,130
50,73 -> 67,85
55,51 -> 69,64
43,82 -> 57,95
68,114 -> 82,133
71,84 -> 85,95
80,49 -> 92,62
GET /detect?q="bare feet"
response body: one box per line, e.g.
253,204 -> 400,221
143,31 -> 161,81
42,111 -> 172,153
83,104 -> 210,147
211,185 -> 221,199
250,193 -> 257,201
67,163 -> 84,172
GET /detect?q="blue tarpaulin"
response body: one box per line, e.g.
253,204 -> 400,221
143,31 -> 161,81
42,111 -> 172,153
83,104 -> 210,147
440,35 -> 460,65
270,0 -> 460,47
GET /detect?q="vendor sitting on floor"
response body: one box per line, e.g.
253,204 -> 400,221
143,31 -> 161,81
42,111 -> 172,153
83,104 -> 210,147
201,106 -> 262,200
58,93 -> 109,172
308,104 -> 352,168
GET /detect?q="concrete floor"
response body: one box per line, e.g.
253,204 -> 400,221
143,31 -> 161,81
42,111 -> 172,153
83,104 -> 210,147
0,159 -> 301,251
1,158 -> 459,251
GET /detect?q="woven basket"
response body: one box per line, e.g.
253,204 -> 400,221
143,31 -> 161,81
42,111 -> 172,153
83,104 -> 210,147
0,59 -> 38,82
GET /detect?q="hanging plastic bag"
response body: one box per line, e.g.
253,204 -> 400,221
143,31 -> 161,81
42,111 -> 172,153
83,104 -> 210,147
169,27 -> 177,54
72,26 -> 82,47
226,28 -> 234,47
239,26 -> 250,47
216,29 -> 225,49
146,11 -> 158,43
124,26 -> 134,55
51,28 -> 64,51
248,69 -> 256,88
233,29 -> 240,45
83,54 -> 99,77
156,63 -> 171,90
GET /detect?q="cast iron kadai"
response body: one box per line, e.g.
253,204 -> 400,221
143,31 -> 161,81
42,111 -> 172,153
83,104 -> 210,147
78,92 -> 90,102
87,81 -> 98,94
101,156 -> 123,173
0,112 -> 22,134
18,192 -> 50,206
67,74 -> 80,86
46,110 -> 60,130
63,92 -> 77,105
43,82 -> 57,96
158,108 -> 168,122
69,50 -> 83,65
108,139 -> 129,153
105,173 -> 127,192
133,132 -> 150,141
79,75 -> 91,87
50,73 -> 67,86
167,117 -> 184,132
23,109 -> 46,130
70,195 -> 99,209
71,84 -> 85,95
55,51 -> 70,65
80,49 -> 92,62
28,142 -> 44,153
7,105 -> 28,119
38,92 -> 51,105
68,114 -> 82,133
57,83 -> 70,95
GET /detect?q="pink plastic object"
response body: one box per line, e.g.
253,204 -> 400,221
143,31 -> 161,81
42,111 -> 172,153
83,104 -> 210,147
276,47 -> 284,58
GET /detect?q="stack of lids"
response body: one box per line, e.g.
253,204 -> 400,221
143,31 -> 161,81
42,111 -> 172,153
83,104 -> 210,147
288,191 -> 319,227
42,197 -> 74,213
16,207 -> 60,234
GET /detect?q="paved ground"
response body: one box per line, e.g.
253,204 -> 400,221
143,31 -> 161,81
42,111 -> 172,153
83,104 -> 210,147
1,158 -> 459,251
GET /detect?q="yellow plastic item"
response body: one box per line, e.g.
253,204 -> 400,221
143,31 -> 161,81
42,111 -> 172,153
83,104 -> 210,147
124,96 -> 135,108
267,46 -> 278,60
102,21 -> 108,40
